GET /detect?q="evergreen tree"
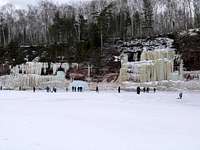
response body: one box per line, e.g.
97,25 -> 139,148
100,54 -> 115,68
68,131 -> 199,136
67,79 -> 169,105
92,1 -> 115,54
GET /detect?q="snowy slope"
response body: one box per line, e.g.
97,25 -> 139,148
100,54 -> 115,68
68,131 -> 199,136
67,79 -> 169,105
0,91 -> 200,150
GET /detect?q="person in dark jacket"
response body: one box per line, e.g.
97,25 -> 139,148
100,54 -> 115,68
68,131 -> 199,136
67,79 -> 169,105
33,87 -> 36,92
143,87 -> 146,93
96,86 -> 99,93
153,88 -> 156,93
179,92 -> 183,99
46,86 -> 50,92
118,86 -> 121,93
77,87 -> 79,92
53,87 -> 57,93
137,86 -> 141,95
80,87 -> 83,92
146,87 -> 150,93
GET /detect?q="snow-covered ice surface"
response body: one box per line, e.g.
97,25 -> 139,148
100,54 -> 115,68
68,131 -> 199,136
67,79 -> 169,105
0,90 -> 200,150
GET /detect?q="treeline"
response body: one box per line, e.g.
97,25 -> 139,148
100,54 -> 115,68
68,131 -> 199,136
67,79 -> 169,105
0,0 -> 200,64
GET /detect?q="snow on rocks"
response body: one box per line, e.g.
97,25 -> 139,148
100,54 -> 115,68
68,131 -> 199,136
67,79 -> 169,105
179,28 -> 200,36
120,37 -> 175,52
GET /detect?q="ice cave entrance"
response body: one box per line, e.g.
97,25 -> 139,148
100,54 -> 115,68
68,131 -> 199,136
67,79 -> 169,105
68,80 -> 89,92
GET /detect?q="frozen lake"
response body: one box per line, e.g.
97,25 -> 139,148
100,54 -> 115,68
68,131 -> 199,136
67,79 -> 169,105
0,90 -> 200,150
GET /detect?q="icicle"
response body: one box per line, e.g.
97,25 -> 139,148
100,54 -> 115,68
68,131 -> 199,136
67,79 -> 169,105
119,49 -> 176,82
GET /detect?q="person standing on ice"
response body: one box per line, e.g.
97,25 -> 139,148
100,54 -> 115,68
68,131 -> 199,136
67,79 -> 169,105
137,86 -> 141,95
80,87 -> 83,92
77,87 -> 79,92
179,92 -> 183,99
143,87 -> 146,93
146,87 -> 150,93
118,86 -> 121,93
96,86 -> 99,93
33,87 -> 35,92
153,88 -> 156,93
0,86 -> 2,90
78,87 -> 81,92
46,86 -> 50,92
53,87 -> 57,93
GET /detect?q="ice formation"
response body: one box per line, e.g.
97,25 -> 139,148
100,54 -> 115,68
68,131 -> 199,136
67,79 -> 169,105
0,74 -> 54,89
118,38 -> 179,83
11,62 -> 70,75
0,62 -> 72,89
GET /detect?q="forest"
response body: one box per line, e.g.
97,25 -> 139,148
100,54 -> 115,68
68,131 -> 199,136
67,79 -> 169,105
0,0 -> 200,65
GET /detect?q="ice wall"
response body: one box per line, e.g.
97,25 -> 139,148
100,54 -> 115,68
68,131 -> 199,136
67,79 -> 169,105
0,62 -> 71,89
127,59 -> 174,82
140,49 -> 175,61
119,49 -> 176,83
11,62 -> 69,75
0,74 -> 70,90
0,74 -> 53,89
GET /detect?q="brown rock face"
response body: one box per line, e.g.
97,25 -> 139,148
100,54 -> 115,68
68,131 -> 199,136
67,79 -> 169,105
0,64 -> 10,76
175,29 -> 200,71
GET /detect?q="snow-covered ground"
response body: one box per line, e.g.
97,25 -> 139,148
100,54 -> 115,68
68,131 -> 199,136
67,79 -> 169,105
0,90 -> 200,150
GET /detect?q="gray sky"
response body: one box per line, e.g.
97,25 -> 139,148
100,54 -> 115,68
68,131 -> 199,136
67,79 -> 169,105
0,0 -> 87,9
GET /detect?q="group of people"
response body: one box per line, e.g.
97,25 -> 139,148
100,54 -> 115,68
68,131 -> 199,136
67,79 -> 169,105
94,86 -> 157,95
136,87 -> 156,95
45,86 -> 57,93
0,85 -> 183,99
72,86 -> 83,92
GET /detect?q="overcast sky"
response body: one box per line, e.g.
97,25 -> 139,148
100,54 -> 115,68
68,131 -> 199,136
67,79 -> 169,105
0,0 -> 87,9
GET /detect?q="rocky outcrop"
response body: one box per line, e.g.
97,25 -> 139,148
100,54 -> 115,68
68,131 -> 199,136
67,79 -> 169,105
175,29 -> 200,71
